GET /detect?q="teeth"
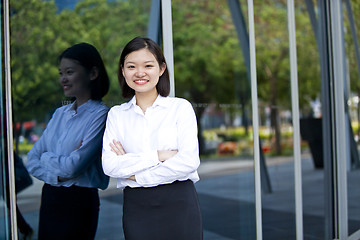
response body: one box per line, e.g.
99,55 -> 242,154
135,80 -> 147,83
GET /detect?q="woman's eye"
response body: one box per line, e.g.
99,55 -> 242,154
146,65 -> 153,68
127,65 -> 135,69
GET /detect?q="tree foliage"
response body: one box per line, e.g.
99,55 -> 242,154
9,0 -> 360,154
10,0 -> 150,127
10,0 -> 63,123
172,0 -> 244,106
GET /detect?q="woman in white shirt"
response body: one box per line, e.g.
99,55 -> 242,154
102,37 -> 203,239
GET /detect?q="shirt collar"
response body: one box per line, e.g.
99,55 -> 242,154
153,95 -> 171,108
66,99 -> 101,113
123,95 -> 171,111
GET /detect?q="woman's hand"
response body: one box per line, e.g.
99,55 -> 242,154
157,150 -> 178,162
110,140 -> 126,155
127,175 -> 136,181
57,140 -> 83,183
58,176 -> 71,182
110,140 -> 135,181
76,140 -> 83,150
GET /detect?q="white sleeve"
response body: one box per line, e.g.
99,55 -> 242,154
101,108 -> 160,179
135,101 -> 200,187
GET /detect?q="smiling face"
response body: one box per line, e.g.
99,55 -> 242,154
122,48 -> 166,97
59,58 -> 93,106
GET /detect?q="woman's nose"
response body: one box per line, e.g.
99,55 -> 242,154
135,71 -> 145,77
59,75 -> 67,83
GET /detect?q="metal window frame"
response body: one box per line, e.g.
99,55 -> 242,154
330,1 -> 348,239
287,0 -> 304,239
161,0 -> 175,97
2,0 -> 18,239
246,1 -> 263,239
148,0 -> 175,97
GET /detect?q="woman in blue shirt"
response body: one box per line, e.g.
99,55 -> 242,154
27,43 -> 110,240
102,37 -> 203,240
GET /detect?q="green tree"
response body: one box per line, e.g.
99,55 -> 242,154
9,0 -> 150,151
10,0 -> 67,149
254,1 -> 320,154
70,0 -> 150,105
9,0 -> 324,156
171,0 -> 320,154
172,0 -> 245,153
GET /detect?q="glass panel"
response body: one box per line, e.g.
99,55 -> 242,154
253,0 -> 326,238
295,1 -> 324,239
172,0 -> 256,239
10,0 -> 150,239
344,0 -> 360,237
0,1 -> 11,236
251,1 -> 297,238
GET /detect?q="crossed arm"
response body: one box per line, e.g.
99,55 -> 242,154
109,139 -> 178,181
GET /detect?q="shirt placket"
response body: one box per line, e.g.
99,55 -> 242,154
57,111 -> 74,153
143,111 -> 151,152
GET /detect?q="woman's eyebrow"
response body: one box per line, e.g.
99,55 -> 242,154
125,60 -> 155,64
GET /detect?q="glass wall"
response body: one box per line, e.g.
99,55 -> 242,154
9,0 -> 151,239
4,0 -> 360,239
171,1 -> 256,239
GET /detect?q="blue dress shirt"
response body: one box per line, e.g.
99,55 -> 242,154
27,100 -> 109,190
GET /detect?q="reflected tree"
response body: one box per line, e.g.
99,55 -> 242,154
10,0 -> 150,151
10,0 -> 65,150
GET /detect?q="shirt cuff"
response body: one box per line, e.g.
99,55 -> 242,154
140,150 -> 160,167
135,169 -> 155,187
40,152 -> 59,185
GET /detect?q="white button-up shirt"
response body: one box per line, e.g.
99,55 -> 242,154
102,95 -> 200,189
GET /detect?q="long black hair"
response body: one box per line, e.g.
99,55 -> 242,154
118,37 -> 170,98
59,43 -> 110,100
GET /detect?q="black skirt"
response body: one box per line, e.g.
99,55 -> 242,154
123,180 -> 203,240
38,184 -> 100,240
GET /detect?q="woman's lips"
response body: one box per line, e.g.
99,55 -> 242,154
134,79 -> 149,85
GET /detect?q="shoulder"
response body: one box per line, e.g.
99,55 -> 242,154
109,102 -> 131,112
52,104 -> 71,116
88,100 -> 109,113
167,97 -> 194,110
108,102 -> 131,116
95,102 -> 110,115
82,101 -> 109,123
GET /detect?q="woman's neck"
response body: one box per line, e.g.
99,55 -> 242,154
135,91 -> 158,113
73,98 -> 90,112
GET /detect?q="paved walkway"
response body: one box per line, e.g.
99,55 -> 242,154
3,153 -> 360,239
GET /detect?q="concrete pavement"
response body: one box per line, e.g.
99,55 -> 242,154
3,153 -> 360,239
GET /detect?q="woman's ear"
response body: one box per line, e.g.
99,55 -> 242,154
160,63 -> 166,76
90,67 -> 99,81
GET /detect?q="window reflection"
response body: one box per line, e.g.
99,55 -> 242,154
6,0 -> 360,239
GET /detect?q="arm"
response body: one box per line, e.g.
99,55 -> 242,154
135,101 -> 200,187
101,108 -> 161,179
26,110 -> 58,184
109,140 -> 178,181
43,109 -> 108,182
27,108 -> 108,184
